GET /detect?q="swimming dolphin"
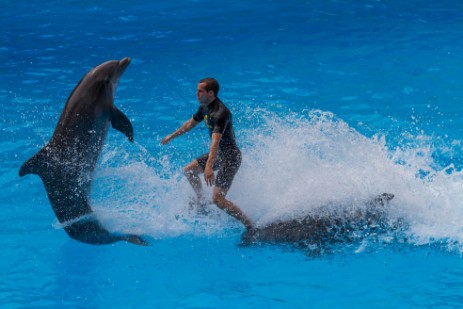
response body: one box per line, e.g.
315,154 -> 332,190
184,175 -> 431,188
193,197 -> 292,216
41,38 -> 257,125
19,57 -> 148,246
243,193 -> 395,247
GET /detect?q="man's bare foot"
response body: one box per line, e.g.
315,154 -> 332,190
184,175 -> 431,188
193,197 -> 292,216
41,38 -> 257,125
188,197 -> 210,215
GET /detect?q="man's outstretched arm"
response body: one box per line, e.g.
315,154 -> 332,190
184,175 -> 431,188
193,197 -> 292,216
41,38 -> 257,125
161,117 -> 199,145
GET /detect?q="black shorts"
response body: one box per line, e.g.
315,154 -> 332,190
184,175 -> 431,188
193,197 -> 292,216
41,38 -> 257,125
196,148 -> 241,191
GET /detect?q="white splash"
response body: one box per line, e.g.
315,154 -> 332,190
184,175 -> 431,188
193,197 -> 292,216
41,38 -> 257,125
90,109 -> 463,251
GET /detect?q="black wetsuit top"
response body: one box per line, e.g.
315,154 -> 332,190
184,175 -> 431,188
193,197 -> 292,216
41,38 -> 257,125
192,98 -> 241,189
192,98 -> 239,153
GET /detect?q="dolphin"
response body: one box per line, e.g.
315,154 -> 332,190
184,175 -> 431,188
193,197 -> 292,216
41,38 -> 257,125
242,193 -> 396,247
19,57 -> 148,246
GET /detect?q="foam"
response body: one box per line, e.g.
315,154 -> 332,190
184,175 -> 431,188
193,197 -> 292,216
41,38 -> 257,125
90,109 -> 463,251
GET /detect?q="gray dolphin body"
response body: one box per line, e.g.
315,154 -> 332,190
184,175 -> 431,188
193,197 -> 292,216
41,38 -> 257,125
19,57 -> 147,246
243,193 -> 395,247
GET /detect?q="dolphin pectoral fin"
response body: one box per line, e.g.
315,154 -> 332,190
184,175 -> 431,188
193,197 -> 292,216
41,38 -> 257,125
19,147 -> 48,177
111,107 -> 134,142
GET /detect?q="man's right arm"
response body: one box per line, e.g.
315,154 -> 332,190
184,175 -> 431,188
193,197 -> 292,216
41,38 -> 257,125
161,117 -> 199,145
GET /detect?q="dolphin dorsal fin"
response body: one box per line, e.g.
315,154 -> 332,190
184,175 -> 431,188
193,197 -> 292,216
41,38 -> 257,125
111,107 -> 134,142
19,147 -> 49,177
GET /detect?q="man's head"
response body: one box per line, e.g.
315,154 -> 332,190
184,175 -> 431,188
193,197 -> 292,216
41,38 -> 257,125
197,77 -> 219,106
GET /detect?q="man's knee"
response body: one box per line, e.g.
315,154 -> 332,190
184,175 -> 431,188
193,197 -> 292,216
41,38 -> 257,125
212,190 -> 224,205
183,166 -> 193,176
184,160 -> 200,176
212,192 -> 219,205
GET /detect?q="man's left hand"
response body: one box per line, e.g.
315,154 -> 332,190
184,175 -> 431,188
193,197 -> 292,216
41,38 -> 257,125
204,166 -> 215,186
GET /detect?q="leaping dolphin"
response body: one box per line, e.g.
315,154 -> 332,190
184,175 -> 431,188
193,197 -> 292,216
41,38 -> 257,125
19,57 -> 148,246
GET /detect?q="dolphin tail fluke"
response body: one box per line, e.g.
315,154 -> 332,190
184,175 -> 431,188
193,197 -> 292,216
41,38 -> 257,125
124,234 -> 150,246
111,107 -> 134,142
19,147 -> 48,177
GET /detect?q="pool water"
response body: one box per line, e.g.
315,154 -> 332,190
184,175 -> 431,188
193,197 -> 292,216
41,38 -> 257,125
3,0 -> 463,307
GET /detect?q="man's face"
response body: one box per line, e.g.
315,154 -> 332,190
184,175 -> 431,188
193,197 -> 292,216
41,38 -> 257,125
197,82 -> 214,106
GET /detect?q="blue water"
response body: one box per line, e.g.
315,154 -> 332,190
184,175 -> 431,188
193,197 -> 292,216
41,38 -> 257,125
3,0 -> 463,307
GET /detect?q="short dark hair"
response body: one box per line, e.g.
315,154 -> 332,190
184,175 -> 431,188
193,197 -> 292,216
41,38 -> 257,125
199,77 -> 219,96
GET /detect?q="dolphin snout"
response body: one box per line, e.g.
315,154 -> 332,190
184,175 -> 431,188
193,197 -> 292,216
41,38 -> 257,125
119,57 -> 131,71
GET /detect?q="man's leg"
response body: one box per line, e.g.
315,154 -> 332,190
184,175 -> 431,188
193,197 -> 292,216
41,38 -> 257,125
184,160 -> 204,203
212,187 -> 253,229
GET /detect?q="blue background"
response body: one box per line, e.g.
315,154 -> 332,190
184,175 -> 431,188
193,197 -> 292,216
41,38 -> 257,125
2,1 -> 463,307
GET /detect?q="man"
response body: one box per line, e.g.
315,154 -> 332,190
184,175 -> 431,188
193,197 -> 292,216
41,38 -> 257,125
161,78 -> 253,230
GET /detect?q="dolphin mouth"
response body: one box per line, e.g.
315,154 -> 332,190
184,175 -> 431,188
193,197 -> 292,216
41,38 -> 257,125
118,57 -> 131,73
109,57 -> 131,87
